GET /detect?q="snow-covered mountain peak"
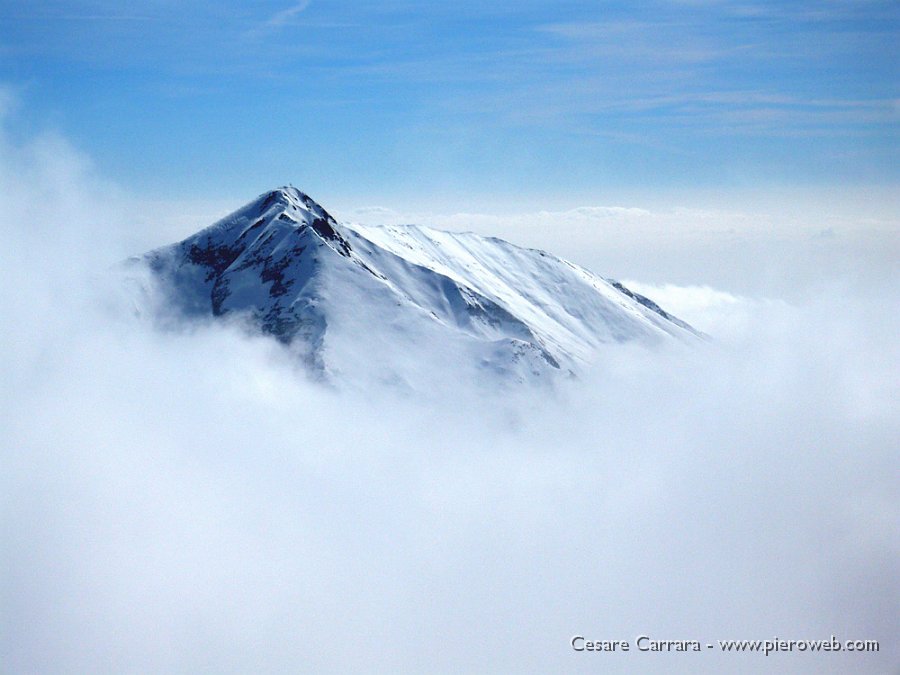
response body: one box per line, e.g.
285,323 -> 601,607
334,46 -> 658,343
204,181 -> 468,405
252,186 -> 336,225
132,187 -> 703,388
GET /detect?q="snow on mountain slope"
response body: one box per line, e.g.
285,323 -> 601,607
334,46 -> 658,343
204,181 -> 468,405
131,186 -> 701,387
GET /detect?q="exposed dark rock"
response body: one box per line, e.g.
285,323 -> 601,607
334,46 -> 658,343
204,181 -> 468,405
211,276 -> 231,315
237,218 -> 266,242
610,280 -> 669,317
187,240 -> 243,281
260,253 -> 296,298
311,217 -> 352,256
258,191 -> 281,214
609,280 -> 702,336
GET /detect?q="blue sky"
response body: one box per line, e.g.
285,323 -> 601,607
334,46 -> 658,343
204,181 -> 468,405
1,0 -> 897,205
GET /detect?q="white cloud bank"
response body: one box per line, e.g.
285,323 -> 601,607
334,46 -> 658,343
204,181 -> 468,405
340,195 -> 898,305
1,106 -> 898,674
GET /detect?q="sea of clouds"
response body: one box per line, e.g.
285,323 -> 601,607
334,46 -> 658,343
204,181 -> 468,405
1,104 -> 897,673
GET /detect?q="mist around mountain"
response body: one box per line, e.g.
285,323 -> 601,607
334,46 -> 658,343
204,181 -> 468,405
2,129 -> 896,674
128,186 -> 702,390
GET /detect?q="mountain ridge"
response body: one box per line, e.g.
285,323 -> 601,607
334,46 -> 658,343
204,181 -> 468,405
131,186 -> 702,386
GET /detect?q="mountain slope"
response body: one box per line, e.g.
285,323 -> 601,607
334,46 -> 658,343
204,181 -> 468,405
132,187 -> 701,386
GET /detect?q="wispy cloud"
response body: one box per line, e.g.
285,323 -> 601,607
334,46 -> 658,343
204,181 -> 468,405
2,1 -> 895,194
246,1 -> 312,38
0,7 -> 161,22
265,1 -> 312,28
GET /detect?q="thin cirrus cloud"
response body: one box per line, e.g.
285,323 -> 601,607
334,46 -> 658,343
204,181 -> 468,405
0,1 -> 895,212
244,0 -> 312,38
265,0 -> 312,27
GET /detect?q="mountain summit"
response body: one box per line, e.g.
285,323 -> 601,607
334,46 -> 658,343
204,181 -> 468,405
133,186 -> 701,386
